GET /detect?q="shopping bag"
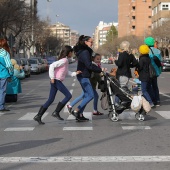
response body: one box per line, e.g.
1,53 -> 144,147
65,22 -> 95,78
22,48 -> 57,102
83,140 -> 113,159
141,96 -> 151,113
131,95 -> 142,112
100,92 -> 108,110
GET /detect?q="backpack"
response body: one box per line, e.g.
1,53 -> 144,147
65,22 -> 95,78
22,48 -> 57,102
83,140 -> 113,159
150,48 -> 162,68
149,63 -> 157,79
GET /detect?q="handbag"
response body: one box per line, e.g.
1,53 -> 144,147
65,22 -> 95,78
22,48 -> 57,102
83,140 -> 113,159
141,96 -> 151,113
149,63 -> 157,78
100,92 -> 108,110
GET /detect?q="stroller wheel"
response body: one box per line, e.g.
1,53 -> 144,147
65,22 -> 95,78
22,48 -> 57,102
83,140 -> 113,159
108,112 -> 119,122
135,113 -> 145,121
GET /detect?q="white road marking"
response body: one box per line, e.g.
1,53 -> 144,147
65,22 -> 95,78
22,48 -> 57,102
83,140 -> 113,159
156,111 -> 170,119
0,156 -> 170,163
4,127 -> 34,131
63,127 -> 93,130
18,112 -> 48,120
0,113 -> 5,116
67,114 -> 75,120
70,89 -> 73,94
159,92 -> 170,98
122,126 -> 151,130
119,111 -> 136,120
72,83 -> 75,86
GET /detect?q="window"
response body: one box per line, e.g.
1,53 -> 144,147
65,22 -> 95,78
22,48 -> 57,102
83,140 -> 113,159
148,16 -> 151,18
132,26 -> 135,30
162,4 -> 169,10
132,6 -> 136,10
132,16 -> 136,20
149,6 -> 151,9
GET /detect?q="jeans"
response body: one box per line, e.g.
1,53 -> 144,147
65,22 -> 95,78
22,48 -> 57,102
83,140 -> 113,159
141,81 -> 153,104
93,88 -> 99,111
150,77 -> 160,103
43,80 -> 72,108
0,78 -> 8,110
77,77 -> 94,113
70,91 -> 84,107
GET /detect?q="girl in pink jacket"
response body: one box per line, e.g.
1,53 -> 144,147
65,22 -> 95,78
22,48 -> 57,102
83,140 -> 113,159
34,45 -> 81,125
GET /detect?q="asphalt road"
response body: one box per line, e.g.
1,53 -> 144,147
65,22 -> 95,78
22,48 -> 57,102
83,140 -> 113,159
0,62 -> 170,170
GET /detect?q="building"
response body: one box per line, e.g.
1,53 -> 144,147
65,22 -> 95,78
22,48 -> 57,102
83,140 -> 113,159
93,21 -> 118,50
49,22 -> 71,46
70,30 -> 79,47
152,0 -> 170,28
118,0 -> 152,39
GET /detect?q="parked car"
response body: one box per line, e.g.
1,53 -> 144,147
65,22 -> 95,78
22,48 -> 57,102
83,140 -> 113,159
28,58 -> 42,74
42,59 -> 49,71
101,59 -> 109,64
30,57 -> 45,72
162,59 -> 170,71
20,58 -> 31,77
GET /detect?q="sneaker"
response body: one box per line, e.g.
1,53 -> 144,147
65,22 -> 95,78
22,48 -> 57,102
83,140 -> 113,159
77,114 -> 89,122
93,111 -> 103,115
156,101 -> 160,106
71,110 -> 78,118
150,103 -> 156,108
67,105 -> 72,114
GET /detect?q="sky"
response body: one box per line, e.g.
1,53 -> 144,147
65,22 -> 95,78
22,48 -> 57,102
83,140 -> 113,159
37,0 -> 118,36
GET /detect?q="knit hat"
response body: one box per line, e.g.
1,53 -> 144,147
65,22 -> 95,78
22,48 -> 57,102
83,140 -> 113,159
11,59 -> 20,70
144,37 -> 155,47
139,45 -> 149,54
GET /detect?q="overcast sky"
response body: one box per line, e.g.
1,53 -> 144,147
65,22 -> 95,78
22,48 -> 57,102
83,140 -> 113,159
37,0 -> 118,36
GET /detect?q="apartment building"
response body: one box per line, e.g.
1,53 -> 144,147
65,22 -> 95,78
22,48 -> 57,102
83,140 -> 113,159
70,30 -> 79,47
93,21 -> 118,50
118,0 -> 152,39
152,0 -> 170,28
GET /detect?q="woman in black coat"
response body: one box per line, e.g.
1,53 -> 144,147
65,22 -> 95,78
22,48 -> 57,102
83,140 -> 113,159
138,45 -> 154,107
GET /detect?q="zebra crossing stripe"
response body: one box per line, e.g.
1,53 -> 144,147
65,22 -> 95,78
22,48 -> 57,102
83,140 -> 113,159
122,126 -> 151,130
63,127 -> 93,130
4,127 -> 34,131
18,112 -> 48,120
0,156 -> 170,163
156,111 -> 170,119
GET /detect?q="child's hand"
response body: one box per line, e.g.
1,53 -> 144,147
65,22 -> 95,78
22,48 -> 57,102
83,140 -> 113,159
102,68 -> 107,72
50,79 -> 55,83
76,70 -> 82,75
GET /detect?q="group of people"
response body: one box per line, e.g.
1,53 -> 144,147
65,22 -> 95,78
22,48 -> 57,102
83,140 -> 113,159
0,35 -> 162,124
114,37 -> 161,109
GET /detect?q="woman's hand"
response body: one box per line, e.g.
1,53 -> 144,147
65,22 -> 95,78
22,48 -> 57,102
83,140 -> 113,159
50,79 -> 55,83
76,70 -> 82,75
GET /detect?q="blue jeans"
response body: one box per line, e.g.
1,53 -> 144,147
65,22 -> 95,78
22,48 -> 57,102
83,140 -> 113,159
0,78 -> 8,110
149,77 -> 160,103
70,91 -> 84,107
70,88 -> 99,111
141,81 -> 153,104
43,80 -> 72,108
76,77 -> 94,113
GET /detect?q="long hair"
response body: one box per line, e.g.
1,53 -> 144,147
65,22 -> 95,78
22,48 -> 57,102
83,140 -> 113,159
0,38 -> 10,54
73,35 -> 91,54
58,45 -> 73,60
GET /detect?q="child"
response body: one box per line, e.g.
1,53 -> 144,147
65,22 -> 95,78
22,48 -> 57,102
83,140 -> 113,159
67,53 -> 104,116
34,45 -> 81,125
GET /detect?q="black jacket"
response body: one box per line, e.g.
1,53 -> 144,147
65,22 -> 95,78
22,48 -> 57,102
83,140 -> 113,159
76,46 -> 102,78
138,54 -> 151,82
115,51 -> 138,78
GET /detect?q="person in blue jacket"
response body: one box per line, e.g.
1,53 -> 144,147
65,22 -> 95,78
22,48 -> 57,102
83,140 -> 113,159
144,37 -> 162,106
5,59 -> 25,102
71,35 -> 102,121
0,38 -> 13,111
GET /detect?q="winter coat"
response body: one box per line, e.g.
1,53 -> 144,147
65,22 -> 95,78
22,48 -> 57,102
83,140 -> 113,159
115,51 -> 138,79
76,46 -> 102,78
138,54 -> 151,82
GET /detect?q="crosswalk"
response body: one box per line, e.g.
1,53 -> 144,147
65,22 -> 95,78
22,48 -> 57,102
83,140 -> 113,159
1,109 -> 170,132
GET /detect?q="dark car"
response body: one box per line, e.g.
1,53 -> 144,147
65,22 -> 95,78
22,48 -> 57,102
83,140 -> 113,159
162,59 -> 170,71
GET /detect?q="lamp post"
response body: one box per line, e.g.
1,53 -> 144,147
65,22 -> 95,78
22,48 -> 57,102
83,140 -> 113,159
56,15 -> 59,37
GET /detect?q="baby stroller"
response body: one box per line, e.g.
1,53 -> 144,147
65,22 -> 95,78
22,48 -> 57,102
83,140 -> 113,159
100,72 -> 146,122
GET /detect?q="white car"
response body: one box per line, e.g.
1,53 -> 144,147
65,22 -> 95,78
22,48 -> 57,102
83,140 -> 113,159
101,59 -> 109,64
28,59 -> 42,74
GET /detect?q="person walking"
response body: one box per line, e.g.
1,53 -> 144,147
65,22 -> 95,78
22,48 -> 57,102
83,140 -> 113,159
0,38 -> 13,111
71,35 -> 102,121
67,53 -> 104,116
138,45 -> 154,107
144,37 -> 162,106
34,45 -> 81,125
